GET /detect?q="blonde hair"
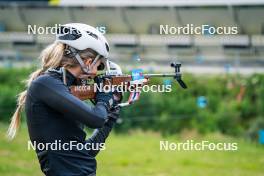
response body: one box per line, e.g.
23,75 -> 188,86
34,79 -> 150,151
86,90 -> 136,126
7,42 -> 97,140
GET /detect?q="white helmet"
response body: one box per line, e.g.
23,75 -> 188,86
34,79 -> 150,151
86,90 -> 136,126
56,23 -> 109,58
56,23 -> 110,73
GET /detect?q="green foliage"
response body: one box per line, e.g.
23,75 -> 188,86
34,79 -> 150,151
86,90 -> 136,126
118,73 -> 264,139
247,117 -> 264,141
0,68 -> 33,121
0,68 -> 264,139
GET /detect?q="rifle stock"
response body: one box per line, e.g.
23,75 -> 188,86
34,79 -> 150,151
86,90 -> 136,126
70,75 -> 134,100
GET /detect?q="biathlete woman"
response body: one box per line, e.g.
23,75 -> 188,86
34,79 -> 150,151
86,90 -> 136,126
7,23 -> 121,176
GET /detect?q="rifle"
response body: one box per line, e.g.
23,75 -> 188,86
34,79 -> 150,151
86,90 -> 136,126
70,62 -> 187,107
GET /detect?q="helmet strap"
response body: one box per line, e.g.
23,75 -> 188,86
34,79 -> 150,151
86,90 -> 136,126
89,54 -> 100,69
67,47 -> 90,74
62,67 -> 67,85
67,47 -> 102,75
75,53 -> 90,73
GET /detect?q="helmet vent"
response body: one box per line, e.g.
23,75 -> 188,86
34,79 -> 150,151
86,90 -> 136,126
86,31 -> 98,40
105,43 -> 109,52
57,26 -> 82,40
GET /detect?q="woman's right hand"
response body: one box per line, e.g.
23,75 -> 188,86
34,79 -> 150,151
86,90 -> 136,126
95,91 -> 114,109
94,77 -> 114,109
94,77 -> 123,110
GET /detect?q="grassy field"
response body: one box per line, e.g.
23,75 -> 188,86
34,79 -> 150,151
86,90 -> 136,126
0,123 -> 263,176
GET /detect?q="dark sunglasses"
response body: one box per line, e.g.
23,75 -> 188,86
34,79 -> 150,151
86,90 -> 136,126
97,62 -> 105,70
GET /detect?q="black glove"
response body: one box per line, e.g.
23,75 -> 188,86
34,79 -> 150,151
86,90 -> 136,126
113,90 -> 123,106
108,106 -> 121,122
95,91 -> 114,109
95,77 -> 114,109
94,76 -> 124,109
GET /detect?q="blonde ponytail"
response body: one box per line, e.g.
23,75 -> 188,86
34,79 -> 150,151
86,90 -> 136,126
7,42 -> 65,140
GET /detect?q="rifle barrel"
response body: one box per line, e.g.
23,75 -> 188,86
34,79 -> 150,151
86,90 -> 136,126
144,73 -> 177,77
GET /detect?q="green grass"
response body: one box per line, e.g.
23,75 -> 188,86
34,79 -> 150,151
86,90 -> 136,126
0,124 -> 263,176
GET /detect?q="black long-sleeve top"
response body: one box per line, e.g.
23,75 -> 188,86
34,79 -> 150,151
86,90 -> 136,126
25,67 -> 115,176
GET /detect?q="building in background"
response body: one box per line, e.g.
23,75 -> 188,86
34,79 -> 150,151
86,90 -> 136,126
0,0 -> 264,74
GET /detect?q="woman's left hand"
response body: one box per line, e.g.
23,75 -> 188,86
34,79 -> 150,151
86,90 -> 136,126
108,106 -> 121,122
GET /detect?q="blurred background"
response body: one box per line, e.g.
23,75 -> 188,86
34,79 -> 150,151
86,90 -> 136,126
0,0 -> 264,176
